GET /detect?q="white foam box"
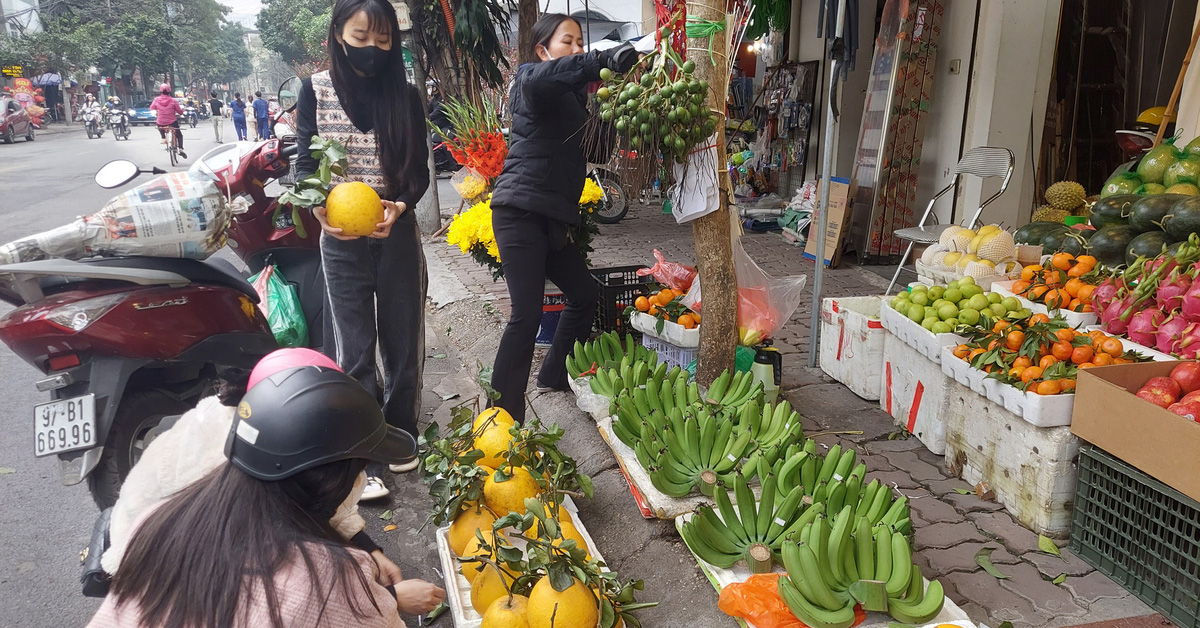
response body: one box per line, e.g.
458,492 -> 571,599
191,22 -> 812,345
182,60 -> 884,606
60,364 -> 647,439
992,280 -> 1098,328
673,512 -> 974,628
1080,325 -> 1175,362
436,496 -> 607,628
881,332 -> 953,455
879,298 -> 965,362
941,346 -> 1075,428
630,311 -> 699,348
819,296 -> 886,401
939,346 -> 990,395
943,379 -> 1080,537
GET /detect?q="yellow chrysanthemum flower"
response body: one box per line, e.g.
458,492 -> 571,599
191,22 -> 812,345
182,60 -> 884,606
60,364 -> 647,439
579,178 -> 604,206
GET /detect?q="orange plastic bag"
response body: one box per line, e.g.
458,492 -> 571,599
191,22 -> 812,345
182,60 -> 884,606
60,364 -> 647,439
718,574 -> 866,628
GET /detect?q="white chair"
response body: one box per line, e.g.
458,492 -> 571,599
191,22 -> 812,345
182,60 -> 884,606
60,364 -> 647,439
886,147 -> 1015,294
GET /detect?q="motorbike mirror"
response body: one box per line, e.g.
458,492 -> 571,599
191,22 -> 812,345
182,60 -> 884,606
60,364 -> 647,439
278,76 -> 301,113
94,160 -> 141,189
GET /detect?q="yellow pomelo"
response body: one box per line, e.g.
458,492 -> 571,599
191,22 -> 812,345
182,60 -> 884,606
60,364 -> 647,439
482,594 -> 530,628
526,577 -> 599,628
474,421 -> 515,468
552,503 -> 573,524
325,181 -> 384,236
471,563 -> 515,614
460,529 -> 504,581
552,520 -> 591,559
449,504 -> 497,556
474,407 -> 516,432
484,467 -> 542,517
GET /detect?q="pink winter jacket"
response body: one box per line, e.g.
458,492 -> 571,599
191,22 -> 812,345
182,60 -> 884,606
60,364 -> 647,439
150,94 -> 183,126
87,542 -> 407,628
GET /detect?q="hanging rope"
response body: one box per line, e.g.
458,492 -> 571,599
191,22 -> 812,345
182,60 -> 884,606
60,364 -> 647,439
685,17 -> 726,66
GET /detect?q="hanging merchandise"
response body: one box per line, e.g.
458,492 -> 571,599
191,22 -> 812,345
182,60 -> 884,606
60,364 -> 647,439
670,134 -> 722,223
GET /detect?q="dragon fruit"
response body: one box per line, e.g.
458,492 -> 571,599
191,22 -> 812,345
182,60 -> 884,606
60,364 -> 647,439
1183,279 -> 1200,322
1128,308 -> 1166,347
1093,276 -> 1126,314
1179,323 -> 1200,359
1157,269 -> 1193,312
1101,295 -> 1141,335
1158,313 -> 1191,354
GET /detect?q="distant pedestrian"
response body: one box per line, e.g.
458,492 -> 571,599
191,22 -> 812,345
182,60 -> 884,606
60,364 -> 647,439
230,92 -> 248,141
208,92 -> 225,143
253,91 -> 270,140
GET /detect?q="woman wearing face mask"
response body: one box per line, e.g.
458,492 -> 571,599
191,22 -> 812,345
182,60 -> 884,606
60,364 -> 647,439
87,365 -> 445,627
294,0 -> 430,500
488,14 -> 638,423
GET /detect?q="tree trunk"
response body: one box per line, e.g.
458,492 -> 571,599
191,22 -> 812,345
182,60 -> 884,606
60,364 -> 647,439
409,40 -> 442,235
686,1 -> 737,385
517,0 -> 539,64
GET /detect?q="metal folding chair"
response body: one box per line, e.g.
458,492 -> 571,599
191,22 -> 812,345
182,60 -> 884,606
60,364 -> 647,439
886,147 -> 1015,294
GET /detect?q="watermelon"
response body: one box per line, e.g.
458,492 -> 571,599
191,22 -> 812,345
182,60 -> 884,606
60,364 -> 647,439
1041,228 -> 1073,253
1128,194 -> 1185,233
1059,229 -> 1095,256
1014,221 -> 1070,246
1090,194 -> 1137,229
1126,231 -> 1177,266
1162,195 -> 1200,241
1089,224 -> 1139,267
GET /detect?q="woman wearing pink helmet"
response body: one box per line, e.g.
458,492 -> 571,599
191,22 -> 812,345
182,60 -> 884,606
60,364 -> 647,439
149,83 -> 186,159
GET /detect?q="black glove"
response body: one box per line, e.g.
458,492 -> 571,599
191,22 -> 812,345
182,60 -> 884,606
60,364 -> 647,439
601,42 -> 640,74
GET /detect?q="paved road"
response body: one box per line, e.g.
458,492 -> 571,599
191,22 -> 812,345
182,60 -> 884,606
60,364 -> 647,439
0,122 -> 231,627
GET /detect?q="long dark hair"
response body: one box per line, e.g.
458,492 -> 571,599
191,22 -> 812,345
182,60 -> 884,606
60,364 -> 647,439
110,458 -> 377,628
329,0 -> 426,200
528,14 -> 581,62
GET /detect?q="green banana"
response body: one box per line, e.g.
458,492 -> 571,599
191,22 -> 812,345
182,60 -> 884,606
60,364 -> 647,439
734,476 -> 758,542
856,479 -> 880,520
739,450 -> 761,480
708,418 -> 734,469
827,481 -> 847,515
905,563 -> 925,604
796,541 -> 849,611
690,509 -> 743,555
855,515 -> 875,581
873,525 -> 893,586
826,505 -> 852,586
818,444 -> 841,485
756,473 -> 778,540
887,579 -> 945,624
767,486 -> 805,544
866,485 -> 892,523
882,494 -> 909,527
832,447 -> 857,483
679,516 -> 740,568
801,455 -> 818,496
717,430 -> 752,473
649,468 -> 693,497
715,484 -> 750,544
698,412 -> 716,466
687,381 -> 700,405
885,533 -> 912,597
778,576 -> 857,628
706,370 -> 731,404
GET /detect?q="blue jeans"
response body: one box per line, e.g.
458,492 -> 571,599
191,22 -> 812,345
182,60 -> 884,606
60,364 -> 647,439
256,117 -> 270,140
232,116 -> 247,140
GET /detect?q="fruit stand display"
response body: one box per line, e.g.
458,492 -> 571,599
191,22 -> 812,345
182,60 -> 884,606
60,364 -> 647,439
914,224 -> 1022,288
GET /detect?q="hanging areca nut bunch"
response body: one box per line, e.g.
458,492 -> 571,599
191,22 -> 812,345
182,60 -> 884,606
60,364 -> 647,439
597,22 -> 717,164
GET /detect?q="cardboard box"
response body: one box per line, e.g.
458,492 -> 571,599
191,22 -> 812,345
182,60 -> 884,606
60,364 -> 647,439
1071,362 -> 1200,503
804,177 -> 850,267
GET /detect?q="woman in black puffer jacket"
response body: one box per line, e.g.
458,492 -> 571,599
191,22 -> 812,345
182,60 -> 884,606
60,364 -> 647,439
489,14 -> 638,422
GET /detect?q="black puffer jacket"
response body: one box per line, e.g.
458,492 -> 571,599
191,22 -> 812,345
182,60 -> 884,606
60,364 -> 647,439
489,52 -> 606,225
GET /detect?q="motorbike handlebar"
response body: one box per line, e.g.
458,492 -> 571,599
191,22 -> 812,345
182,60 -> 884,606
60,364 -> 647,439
281,143 -> 298,158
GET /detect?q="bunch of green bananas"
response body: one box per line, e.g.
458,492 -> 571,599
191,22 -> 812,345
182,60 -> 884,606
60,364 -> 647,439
735,400 -> 813,483
678,474 -> 822,573
703,370 -> 765,410
609,364 -> 699,448
778,508 -> 944,628
590,359 -> 669,399
566,332 -> 658,381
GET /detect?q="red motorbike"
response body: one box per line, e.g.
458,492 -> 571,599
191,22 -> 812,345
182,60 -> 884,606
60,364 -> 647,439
0,77 -> 322,509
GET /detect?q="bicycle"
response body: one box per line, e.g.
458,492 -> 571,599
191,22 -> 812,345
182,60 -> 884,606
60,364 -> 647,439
158,124 -> 182,166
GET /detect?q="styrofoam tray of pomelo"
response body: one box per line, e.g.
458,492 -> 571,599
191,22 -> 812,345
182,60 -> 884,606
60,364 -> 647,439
1080,326 -> 1174,362
672,513 -> 973,628
568,376 -> 614,422
939,346 -> 990,395
992,281 -> 1098,328
630,311 -> 699,348
597,417 -> 764,520
879,299 -> 965,362
436,495 -> 608,628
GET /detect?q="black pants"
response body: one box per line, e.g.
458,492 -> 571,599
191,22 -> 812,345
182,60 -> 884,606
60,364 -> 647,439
320,211 -> 427,438
491,207 -> 598,422
157,121 -> 183,149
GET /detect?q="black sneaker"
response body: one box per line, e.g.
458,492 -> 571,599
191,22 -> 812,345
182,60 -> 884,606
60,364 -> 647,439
178,150 -> 187,159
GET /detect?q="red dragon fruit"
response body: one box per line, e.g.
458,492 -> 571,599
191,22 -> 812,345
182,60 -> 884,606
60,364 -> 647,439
1128,308 -> 1166,347
1178,323 -> 1200,359
1092,276 -> 1126,314
1157,269 -> 1193,312
1101,294 -> 1142,336
1158,313 -> 1191,355
1182,279 -> 1200,322
1146,256 -> 1180,277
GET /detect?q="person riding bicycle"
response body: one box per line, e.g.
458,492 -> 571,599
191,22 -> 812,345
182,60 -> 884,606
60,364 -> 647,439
150,83 -> 187,159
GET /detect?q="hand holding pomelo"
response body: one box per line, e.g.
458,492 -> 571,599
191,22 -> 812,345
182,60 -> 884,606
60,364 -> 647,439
325,181 -> 385,236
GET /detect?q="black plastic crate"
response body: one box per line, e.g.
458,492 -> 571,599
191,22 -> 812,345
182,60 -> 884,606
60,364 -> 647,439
1070,445 -> 1200,628
592,265 -> 651,333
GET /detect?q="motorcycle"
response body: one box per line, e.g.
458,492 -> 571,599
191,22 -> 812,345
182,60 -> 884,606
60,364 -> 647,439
107,108 -> 130,141
0,77 -> 317,514
184,105 -> 198,128
82,105 -> 104,139
588,164 -> 629,224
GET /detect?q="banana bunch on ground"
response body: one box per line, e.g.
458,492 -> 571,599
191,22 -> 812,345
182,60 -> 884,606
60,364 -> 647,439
678,474 -> 824,573
734,400 -> 813,483
589,356 -> 669,398
566,332 -> 658,381
777,507 -> 944,628
703,369 -> 765,410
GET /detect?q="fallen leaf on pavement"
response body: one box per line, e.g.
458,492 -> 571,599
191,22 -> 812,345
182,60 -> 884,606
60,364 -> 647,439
953,488 -> 971,495
975,481 -> 996,501
975,547 -> 1009,579
383,524 -> 398,532
0,467 -> 15,475
1053,573 -> 1067,585
380,510 -> 393,520
1038,534 -> 1062,558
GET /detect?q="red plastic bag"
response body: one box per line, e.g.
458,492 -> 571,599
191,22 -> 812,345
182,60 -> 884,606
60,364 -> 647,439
637,249 -> 697,292
718,574 -> 866,628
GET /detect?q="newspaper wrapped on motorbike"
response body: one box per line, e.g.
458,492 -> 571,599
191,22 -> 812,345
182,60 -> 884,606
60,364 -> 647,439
0,171 -> 230,264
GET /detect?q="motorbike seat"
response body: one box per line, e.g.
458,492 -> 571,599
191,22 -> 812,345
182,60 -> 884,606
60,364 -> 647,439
82,257 -> 258,302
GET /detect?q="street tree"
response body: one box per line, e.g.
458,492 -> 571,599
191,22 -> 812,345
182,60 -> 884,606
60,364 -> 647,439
257,0 -> 332,67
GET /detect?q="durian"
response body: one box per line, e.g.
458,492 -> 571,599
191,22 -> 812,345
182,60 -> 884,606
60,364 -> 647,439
1046,181 -> 1087,210
1032,205 -> 1069,222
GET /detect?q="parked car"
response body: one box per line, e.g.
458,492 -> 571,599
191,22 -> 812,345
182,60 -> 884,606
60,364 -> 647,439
1,96 -> 34,143
129,100 -> 156,126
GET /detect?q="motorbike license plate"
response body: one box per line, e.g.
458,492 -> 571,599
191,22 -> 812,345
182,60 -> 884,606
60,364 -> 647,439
33,395 -> 96,457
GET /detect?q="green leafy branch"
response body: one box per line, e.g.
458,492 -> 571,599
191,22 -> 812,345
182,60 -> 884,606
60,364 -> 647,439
276,135 -> 348,238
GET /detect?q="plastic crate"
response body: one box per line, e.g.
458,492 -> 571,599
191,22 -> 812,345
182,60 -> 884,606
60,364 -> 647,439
643,334 -> 697,370
1071,445 -> 1200,628
592,265 -> 652,333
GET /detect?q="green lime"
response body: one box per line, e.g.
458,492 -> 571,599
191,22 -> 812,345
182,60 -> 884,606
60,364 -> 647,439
958,309 -> 981,325
1001,297 -> 1021,312
907,304 -> 925,322
987,292 -> 1003,304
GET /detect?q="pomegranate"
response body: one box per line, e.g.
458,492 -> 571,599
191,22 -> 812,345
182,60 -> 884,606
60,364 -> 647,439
1171,361 -> 1200,394
1157,313 -> 1191,355
1144,376 -> 1183,399
1137,387 -> 1177,409
1127,309 -> 1166,347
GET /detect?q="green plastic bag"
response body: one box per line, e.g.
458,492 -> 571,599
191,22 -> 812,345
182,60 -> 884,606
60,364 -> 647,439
249,264 -> 308,348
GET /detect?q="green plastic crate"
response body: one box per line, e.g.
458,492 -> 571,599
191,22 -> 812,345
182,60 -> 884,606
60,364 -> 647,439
1070,445 -> 1200,628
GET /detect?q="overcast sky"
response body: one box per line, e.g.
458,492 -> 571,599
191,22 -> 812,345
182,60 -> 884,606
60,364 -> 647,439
220,0 -> 263,29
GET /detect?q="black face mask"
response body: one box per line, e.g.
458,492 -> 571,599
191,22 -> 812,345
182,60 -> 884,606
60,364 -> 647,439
342,42 -> 390,77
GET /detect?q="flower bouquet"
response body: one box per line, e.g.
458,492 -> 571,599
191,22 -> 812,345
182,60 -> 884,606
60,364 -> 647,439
432,97 -> 507,181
